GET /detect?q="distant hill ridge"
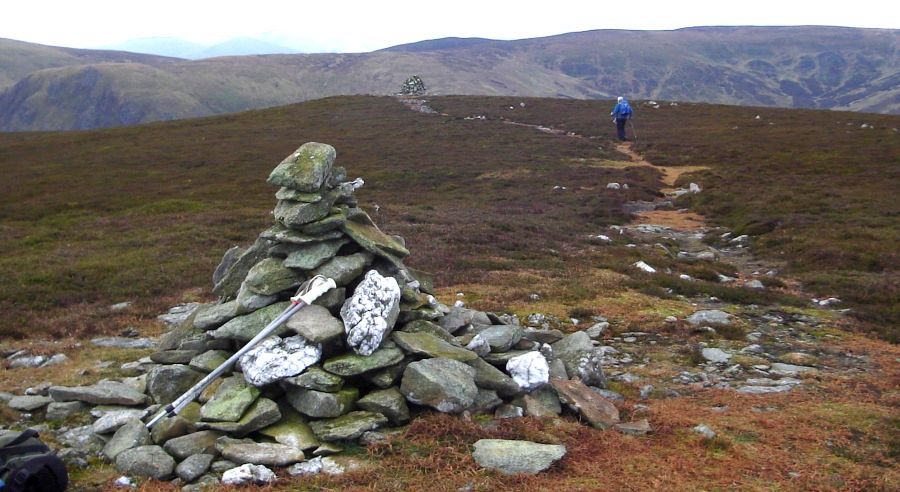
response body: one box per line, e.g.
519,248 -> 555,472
1,26 -> 897,131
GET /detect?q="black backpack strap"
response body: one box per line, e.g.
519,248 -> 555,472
0,445 -> 51,458
1,430 -> 39,448
2,454 -> 68,492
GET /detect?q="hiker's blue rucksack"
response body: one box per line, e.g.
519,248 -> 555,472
0,429 -> 68,491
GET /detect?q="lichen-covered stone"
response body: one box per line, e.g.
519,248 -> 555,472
193,301 -> 240,330
221,442 -> 306,467
213,238 -> 273,299
49,381 -> 148,406
466,358 -> 521,398
322,346 -> 404,376
176,453 -> 214,483
551,379 -> 620,429
189,350 -> 232,373
115,445 -> 175,480
257,405 -> 320,450
200,376 -> 260,422
243,258 -> 302,296
162,430 -> 223,460
259,224 -> 344,245
400,358 -> 477,413
197,398 -> 281,437
341,213 -> 410,261
210,302 -> 291,342
391,331 -> 478,361
283,239 -> 349,270
102,419 -> 151,462
477,325 -> 523,353
267,142 -> 336,192
312,252 -> 374,287
400,319 -> 456,343
472,439 -> 566,475
285,305 -> 345,343
355,387 -> 410,424
309,411 -> 388,441
286,387 -> 359,418
282,367 -> 344,392
274,197 -> 336,228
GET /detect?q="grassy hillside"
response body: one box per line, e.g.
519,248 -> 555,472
1,27 -> 897,131
430,97 -> 900,340
0,95 -> 897,342
0,37 -> 176,89
0,96 -> 650,338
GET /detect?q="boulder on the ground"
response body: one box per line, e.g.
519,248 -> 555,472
115,445 -> 176,480
472,439 -> 566,475
551,379 -> 620,429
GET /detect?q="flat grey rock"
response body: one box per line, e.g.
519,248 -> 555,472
8,395 -> 52,412
50,381 -> 147,406
115,445 -> 175,480
400,358 -> 477,413
221,442 -> 306,467
701,348 -> 732,363
309,411 -> 388,441
176,453 -> 214,483
103,419 -> 151,462
146,365 -> 205,404
162,430 -> 223,460
285,305 -> 345,343
93,407 -> 151,434
472,439 -> 566,475
91,337 -> 157,349
686,310 -> 732,326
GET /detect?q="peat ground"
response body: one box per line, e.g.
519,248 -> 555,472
0,96 -> 897,490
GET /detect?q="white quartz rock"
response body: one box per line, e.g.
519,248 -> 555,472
465,334 -> 491,357
506,351 -> 549,392
633,261 -> 656,273
221,464 -> 276,485
239,335 -> 321,386
341,270 -> 401,356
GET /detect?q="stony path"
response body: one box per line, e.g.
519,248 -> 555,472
396,96 -> 865,399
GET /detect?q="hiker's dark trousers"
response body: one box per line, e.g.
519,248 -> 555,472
616,117 -> 628,141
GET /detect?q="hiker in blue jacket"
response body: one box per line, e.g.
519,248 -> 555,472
610,96 -> 633,141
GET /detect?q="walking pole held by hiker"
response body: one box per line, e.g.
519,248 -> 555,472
610,96 -> 633,141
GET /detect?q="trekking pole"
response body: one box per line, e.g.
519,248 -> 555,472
628,119 -> 638,142
145,275 -> 336,429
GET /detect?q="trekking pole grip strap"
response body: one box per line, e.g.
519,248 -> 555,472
291,275 -> 336,305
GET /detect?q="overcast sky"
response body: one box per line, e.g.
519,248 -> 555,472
3,0 -> 897,52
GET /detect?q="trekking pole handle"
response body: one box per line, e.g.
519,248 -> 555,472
291,275 -> 337,305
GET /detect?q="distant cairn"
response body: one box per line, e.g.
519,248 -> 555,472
398,75 -> 427,96
25,142 -> 618,484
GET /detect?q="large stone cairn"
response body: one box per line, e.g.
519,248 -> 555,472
398,75 -> 427,96
13,142 -> 616,485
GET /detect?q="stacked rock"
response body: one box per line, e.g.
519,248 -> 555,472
15,142 -> 619,486
398,75 -> 427,96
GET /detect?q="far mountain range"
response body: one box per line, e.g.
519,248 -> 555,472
0,26 -> 897,131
